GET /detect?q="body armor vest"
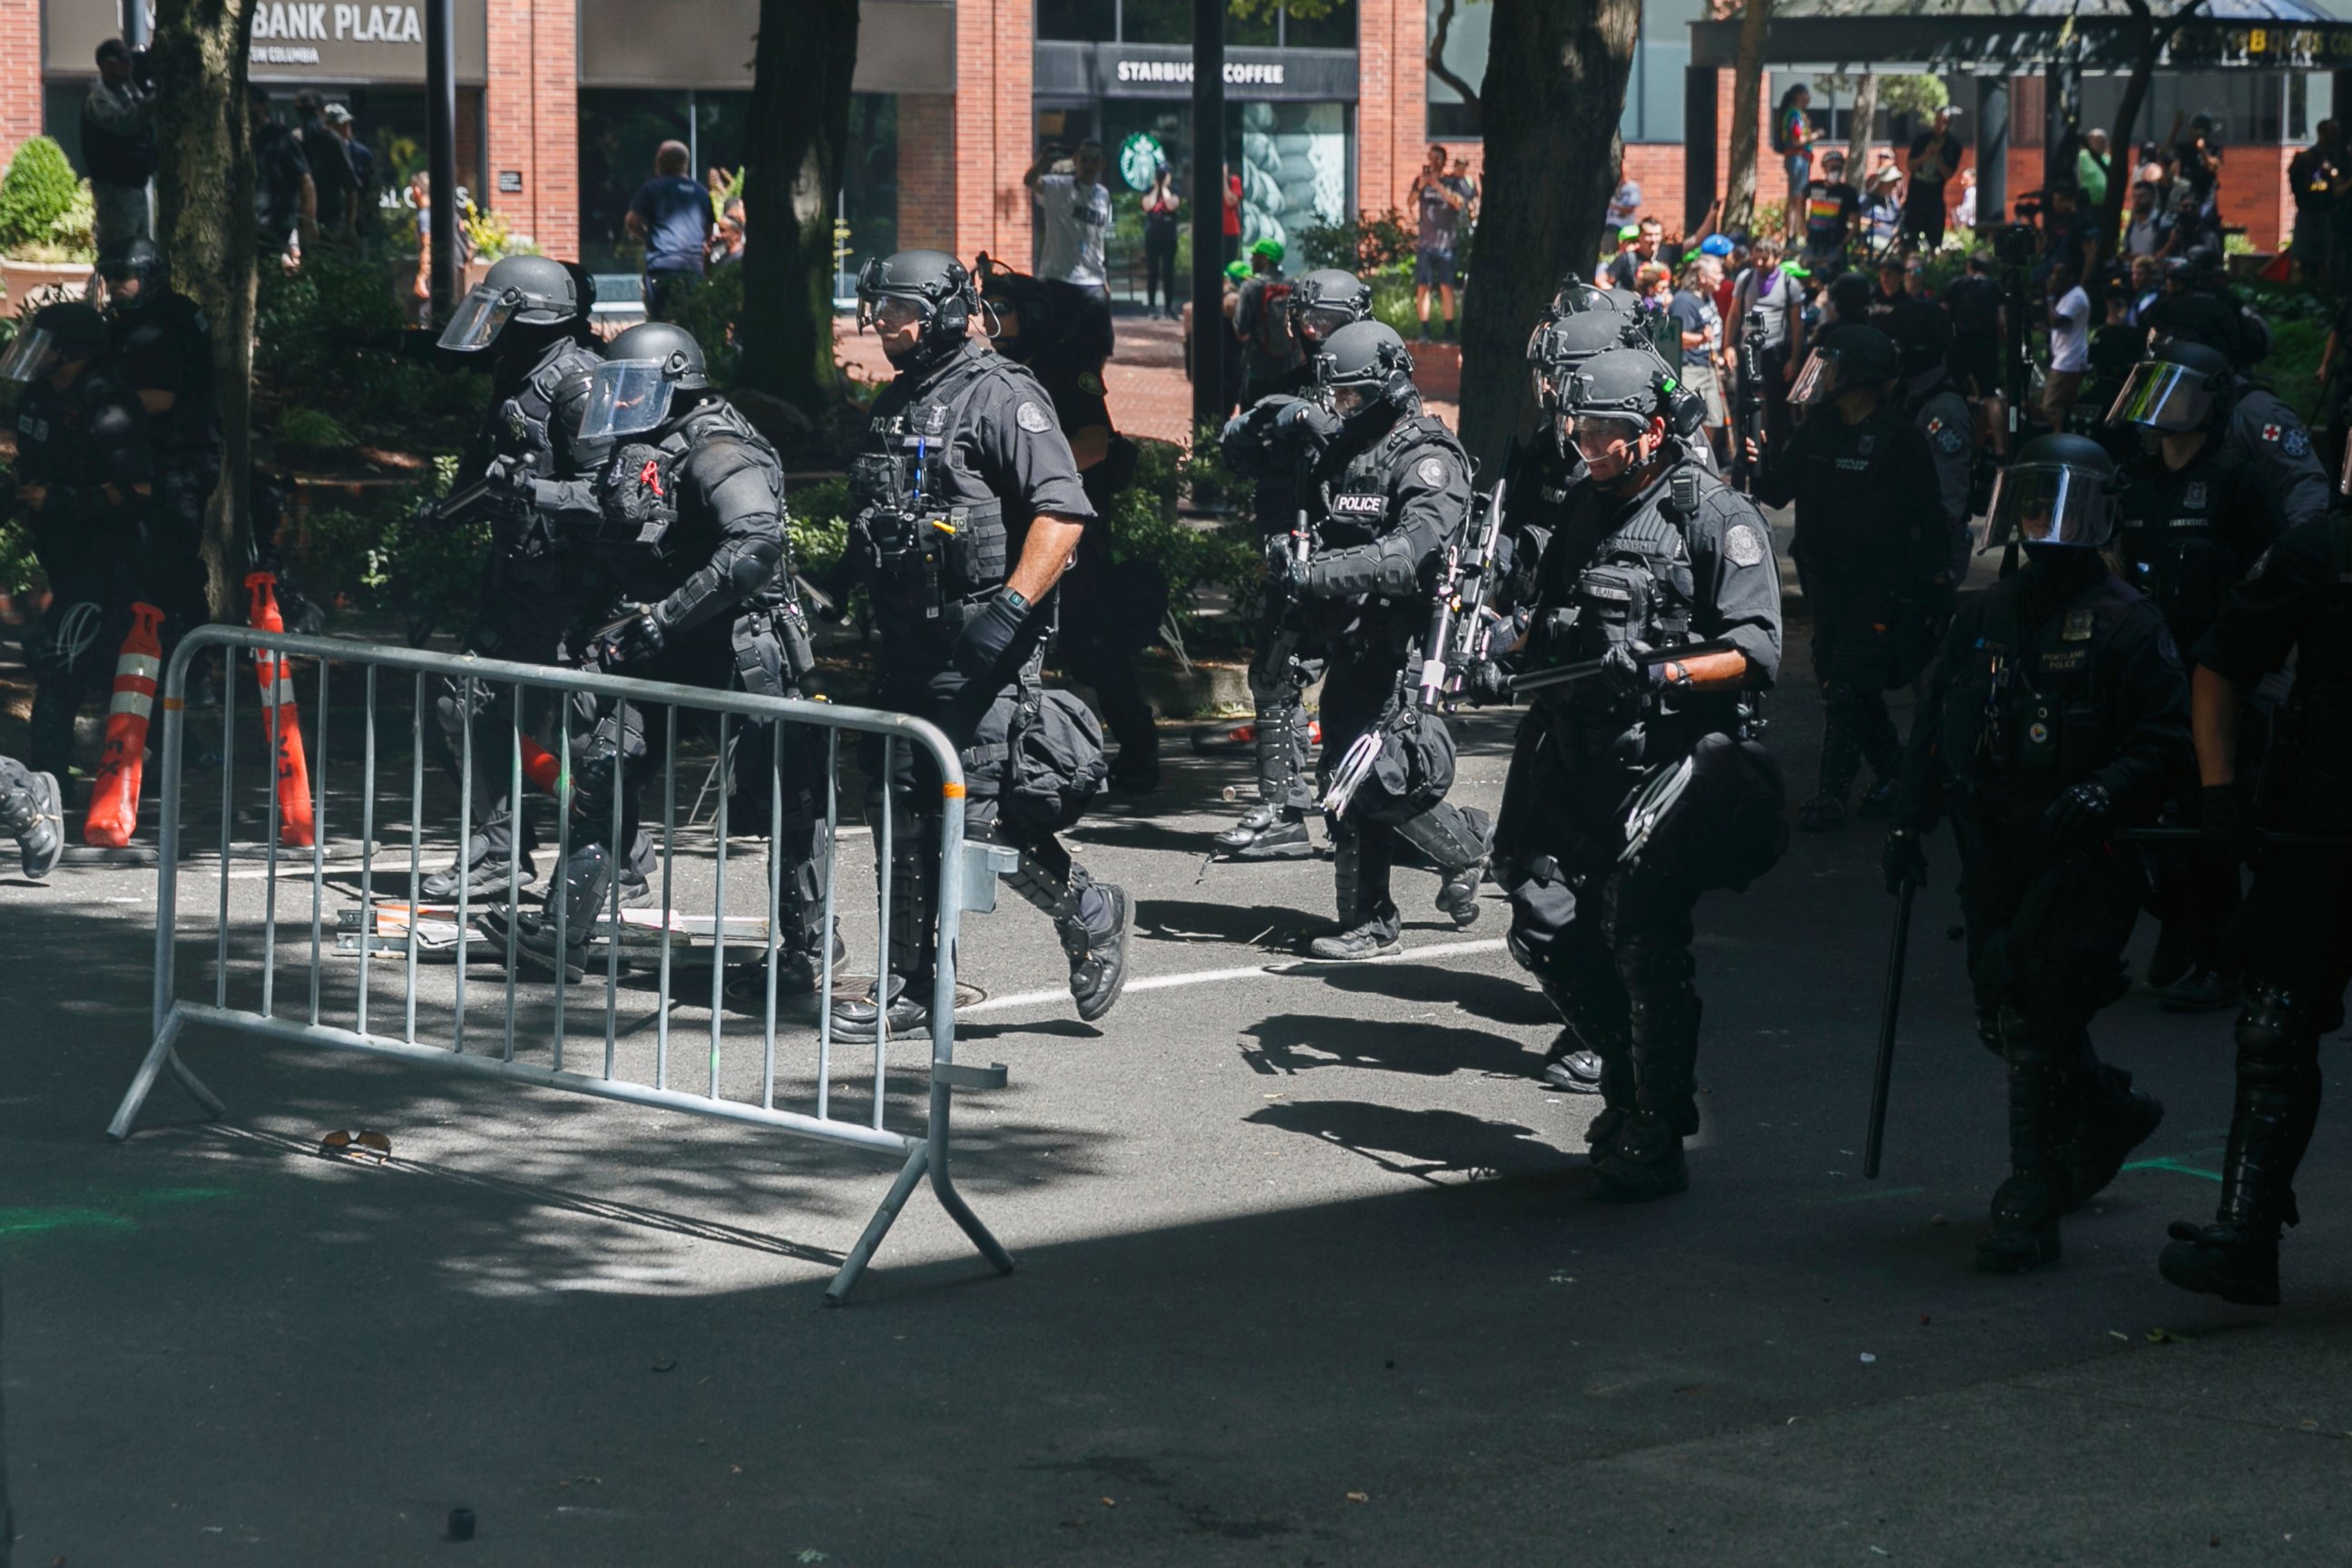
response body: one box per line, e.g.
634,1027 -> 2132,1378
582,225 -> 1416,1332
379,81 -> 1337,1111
2114,460 -> 2239,646
1935,571 -> 2141,808
850,353 -> 1012,628
498,338 -> 602,478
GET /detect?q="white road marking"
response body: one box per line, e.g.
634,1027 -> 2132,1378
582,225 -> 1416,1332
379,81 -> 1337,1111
960,937 -> 1510,1016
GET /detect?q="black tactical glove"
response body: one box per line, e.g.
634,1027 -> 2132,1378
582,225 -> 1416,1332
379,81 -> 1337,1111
2041,780 -> 2114,850
1597,642 -> 1662,699
1881,828 -> 1927,896
1463,659 -> 1512,706
1274,399 -> 1343,451
1264,539 -> 1304,594
582,604 -> 666,673
2199,781 -> 2251,857
953,589 -> 1030,681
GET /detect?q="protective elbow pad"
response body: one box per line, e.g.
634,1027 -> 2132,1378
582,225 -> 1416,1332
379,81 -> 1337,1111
719,535 -> 783,596
1308,531 -> 1424,599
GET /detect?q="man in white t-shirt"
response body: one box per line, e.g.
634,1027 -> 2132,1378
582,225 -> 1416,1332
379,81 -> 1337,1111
1026,139 -> 1116,360
2043,261 -> 2091,429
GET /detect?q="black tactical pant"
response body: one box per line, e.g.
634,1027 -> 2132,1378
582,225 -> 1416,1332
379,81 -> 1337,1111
1500,723 -> 1709,1136
2145,698 -> 2267,975
864,640 -> 1115,993
149,453 -> 220,632
438,548 -> 586,862
1316,652 -> 1484,929
1952,811 -> 2145,1178
1809,595 -> 1902,801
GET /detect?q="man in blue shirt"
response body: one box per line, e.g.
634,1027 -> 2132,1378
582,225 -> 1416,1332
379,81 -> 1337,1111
626,140 -> 714,321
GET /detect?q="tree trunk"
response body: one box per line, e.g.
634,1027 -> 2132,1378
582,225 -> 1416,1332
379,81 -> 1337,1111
1844,71 -> 1877,188
1456,0 -> 1641,469
2098,0 -> 2210,265
1720,0 -> 1770,240
151,0 -> 258,621
739,0 -> 858,431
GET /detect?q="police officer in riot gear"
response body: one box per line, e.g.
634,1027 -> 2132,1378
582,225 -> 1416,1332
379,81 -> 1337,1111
1885,301 -> 1978,582
96,237 -> 217,636
488,321 -> 830,982
838,249 -> 1129,1037
2157,468 -> 2352,1305
418,254 -> 607,900
2108,337 -> 2287,1010
976,256 -> 1164,794
2111,330 -> 2330,532
1758,324 -> 1946,830
1213,267 -> 1376,858
5,301 -> 157,779
1885,434 -> 2186,1273
1483,348 -> 1785,1194
0,756 -> 64,880
1268,319 -> 1488,957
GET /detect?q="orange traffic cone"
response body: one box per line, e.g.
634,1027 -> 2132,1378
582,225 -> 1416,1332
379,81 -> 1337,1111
83,601 -> 168,848
246,572 -> 316,848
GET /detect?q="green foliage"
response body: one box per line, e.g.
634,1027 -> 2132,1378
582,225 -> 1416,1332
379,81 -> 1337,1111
662,262 -> 745,387
1297,208 -> 1418,276
0,517 -> 40,597
786,475 -> 852,579
254,247 -> 485,452
0,138 -> 83,256
708,167 -> 745,220
461,201 -> 540,263
277,407 -> 355,447
1877,75 -> 1949,121
1371,274 -> 1417,335
1181,422 -> 1248,514
302,479 -> 491,648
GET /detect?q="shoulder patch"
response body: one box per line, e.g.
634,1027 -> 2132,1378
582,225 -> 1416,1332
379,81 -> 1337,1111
2062,607 -> 2096,642
2283,426 -> 2311,458
1723,524 -> 1766,568
1015,400 -> 1054,434
1077,371 -> 1104,397
1416,456 -> 1450,488
1935,426 -> 1965,455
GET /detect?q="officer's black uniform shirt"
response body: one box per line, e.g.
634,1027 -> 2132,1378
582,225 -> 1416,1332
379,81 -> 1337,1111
2114,436 -> 2284,659
1304,409 -> 1467,654
13,368 -> 152,602
1758,401 -> 1941,607
2193,515 -> 2352,779
868,338 -> 1095,541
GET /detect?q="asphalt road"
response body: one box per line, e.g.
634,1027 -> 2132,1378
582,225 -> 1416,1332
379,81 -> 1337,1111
1,622 -> 2347,1566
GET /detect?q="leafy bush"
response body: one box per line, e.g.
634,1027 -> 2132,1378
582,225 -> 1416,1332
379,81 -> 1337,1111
1297,207 -> 1419,276
786,475 -> 851,580
254,247 -> 485,452
0,517 -> 40,596
461,201 -> 539,263
663,262 -> 744,387
1180,422 -> 1248,514
277,407 -> 356,447
303,471 -> 491,647
0,137 -> 82,255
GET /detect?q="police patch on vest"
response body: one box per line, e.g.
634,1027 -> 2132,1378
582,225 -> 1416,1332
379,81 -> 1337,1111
2062,608 -> 2095,642
1416,456 -> 1449,488
1078,371 -> 1104,396
1015,400 -> 1054,434
2039,650 -> 2087,673
1723,524 -> 1765,568
1330,493 -> 1387,514
2182,481 -> 2208,510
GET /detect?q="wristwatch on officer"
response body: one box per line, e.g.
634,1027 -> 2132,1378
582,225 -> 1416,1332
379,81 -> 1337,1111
1001,586 -> 1031,617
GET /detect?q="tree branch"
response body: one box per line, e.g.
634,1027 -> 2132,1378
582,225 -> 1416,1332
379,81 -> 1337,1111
1428,0 -> 1481,119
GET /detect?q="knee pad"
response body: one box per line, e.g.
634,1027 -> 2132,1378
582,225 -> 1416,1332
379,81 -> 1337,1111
1612,932 -> 1695,1001
2237,986 -> 2318,1082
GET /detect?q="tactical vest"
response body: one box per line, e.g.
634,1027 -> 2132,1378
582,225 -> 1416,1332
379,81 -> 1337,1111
2114,462 -> 2239,643
1317,414 -> 1453,556
594,399 -> 779,568
849,352 -> 1013,628
1935,570 -> 2142,806
497,339 -> 603,479
1536,484 -> 1701,733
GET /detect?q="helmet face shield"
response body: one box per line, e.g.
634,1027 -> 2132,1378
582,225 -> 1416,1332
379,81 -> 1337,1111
1788,348 -> 1844,407
1984,465 -> 2113,550
1295,302 -> 1357,347
577,361 -> 675,443
2106,360 -> 2216,431
436,285 -> 517,353
0,327 -> 55,384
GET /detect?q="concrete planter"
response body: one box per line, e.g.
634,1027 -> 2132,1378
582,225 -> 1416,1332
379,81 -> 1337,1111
3,260 -> 92,315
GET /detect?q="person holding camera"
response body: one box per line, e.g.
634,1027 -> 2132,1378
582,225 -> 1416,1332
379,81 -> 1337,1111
83,38 -> 156,252
1025,141 -> 1116,364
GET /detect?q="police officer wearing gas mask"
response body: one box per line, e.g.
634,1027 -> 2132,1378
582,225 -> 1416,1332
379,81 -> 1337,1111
485,321 -> 829,984
1756,323 -> 1945,831
1267,318 -> 1489,959
2157,443 -> 2352,1307
1482,347 -> 1784,1197
1214,268 -> 1375,858
2109,337 -> 2288,1013
1884,434 -> 2188,1275
96,237 -> 217,636
839,249 -> 1129,1039
4,300 -> 156,779
414,255 -> 606,901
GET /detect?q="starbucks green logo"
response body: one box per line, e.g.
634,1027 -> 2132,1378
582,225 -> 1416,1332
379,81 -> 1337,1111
1119,132 -> 1165,193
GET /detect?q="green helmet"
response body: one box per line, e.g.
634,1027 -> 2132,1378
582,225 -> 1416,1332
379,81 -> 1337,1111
1250,237 -> 1285,266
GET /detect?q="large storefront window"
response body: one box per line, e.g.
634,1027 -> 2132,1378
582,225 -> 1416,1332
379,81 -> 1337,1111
1054,0 -> 1353,47
578,88 -> 749,275
842,93 -> 900,276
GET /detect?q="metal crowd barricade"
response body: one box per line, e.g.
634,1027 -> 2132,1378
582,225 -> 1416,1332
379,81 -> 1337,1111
105,625 -> 1015,1304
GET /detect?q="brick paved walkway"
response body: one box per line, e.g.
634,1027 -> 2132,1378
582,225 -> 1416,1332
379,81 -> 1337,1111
835,312 -> 1461,448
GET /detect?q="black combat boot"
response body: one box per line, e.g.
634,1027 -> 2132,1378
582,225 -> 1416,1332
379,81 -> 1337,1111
1396,803 -> 1490,928
1,766 -> 64,881
1592,956 -> 1700,1201
1308,823 -> 1401,960
1003,839 -> 1132,1023
1855,777 -> 1900,818
2059,1058 -> 2163,1210
495,841 -> 615,982
1533,975 -> 1610,1095
831,832 -> 937,1042
423,799 -> 537,902
1212,802 -> 1314,858
1977,1010 -> 2066,1273
2161,991 -> 2320,1307
1575,1027 -> 1637,1162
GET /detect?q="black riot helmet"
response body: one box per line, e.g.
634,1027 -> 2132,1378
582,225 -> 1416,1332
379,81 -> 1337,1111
437,252 -> 589,354
1561,347 -> 1676,487
1287,269 -> 1373,352
1790,323 -> 1901,407
1313,319 -> 1417,431
1552,276 -> 1634,318
97,236 -> 164,305
1984,433 -> 2120,553
576,321 -> 710,444
1884,301 -> 1952,379
1528,309 -> 1647,413
856,248 -> 976,371
0,300 -> 110,383
2107,337 -> 2232,432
